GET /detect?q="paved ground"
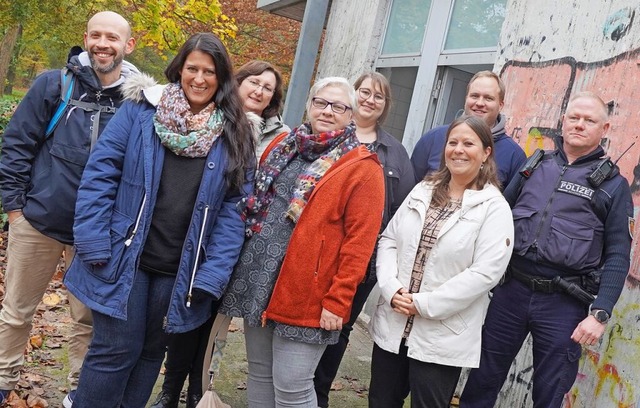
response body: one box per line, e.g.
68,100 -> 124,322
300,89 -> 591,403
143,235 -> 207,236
0,242 -> 441,408
150,317 -> 374,407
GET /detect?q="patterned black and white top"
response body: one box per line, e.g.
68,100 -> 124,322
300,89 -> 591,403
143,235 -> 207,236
403,198 -> 462,338
220,155 -> 340,345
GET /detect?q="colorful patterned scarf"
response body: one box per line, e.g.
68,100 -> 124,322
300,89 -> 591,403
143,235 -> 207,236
153,83 -> 224,157
240,122 -> 359,236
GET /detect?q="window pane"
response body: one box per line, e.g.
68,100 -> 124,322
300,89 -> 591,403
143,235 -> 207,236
383,67 -> 418,141
382,0 -> 432,55
444,0 -> 507,50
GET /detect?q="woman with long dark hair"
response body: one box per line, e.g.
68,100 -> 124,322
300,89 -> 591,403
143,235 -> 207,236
149,59 -> 289,408
64,33 -> 255,407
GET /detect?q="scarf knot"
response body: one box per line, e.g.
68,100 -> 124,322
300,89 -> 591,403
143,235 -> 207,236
240,122 -> 359,236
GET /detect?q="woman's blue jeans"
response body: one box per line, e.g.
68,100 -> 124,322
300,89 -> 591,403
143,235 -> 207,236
73,269 -> 175,408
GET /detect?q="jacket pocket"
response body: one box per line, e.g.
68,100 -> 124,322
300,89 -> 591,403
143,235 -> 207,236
384,165 -> 401,212
313,236 -> 325,283
512,207 -> 537,250
441,313 -> 468,335
49,141 -> 90,167
541,214 -> 601,270
88,209 -> 134,283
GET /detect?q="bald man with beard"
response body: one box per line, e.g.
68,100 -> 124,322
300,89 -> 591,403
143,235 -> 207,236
0,11 -> 137,406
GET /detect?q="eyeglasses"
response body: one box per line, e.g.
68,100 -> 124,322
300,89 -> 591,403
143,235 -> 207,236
311,97 -> 352,114
245,78 -> 275,95
358,88 -> 386,104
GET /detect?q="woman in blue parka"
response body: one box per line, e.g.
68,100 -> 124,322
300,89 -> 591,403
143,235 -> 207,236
64,33 -> 256,408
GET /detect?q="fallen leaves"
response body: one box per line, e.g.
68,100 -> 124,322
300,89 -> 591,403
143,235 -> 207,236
41,293 -> 60,307
29,335 -> 43,349
330,375 -> 369,399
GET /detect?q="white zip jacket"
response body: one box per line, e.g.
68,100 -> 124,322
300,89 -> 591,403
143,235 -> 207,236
370,181 -> 514,368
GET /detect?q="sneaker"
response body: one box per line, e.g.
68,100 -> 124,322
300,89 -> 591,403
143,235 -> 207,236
62,390 -> 76,408
0,389 -> 10,405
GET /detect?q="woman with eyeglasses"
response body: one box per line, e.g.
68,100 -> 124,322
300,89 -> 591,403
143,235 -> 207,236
219,77 -> 385,408
313,71 -> 415,408
149,60 -> 289,408
236,60 -> 290,158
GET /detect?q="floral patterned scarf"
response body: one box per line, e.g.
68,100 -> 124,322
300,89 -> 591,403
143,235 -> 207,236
240,122 -> 359,236
153,83 -> 224,157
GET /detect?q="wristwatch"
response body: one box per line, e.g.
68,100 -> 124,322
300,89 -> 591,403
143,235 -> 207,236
590,308 -> 610,324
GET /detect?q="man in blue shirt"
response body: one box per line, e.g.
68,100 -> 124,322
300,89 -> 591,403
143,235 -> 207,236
410,71 -> 526,188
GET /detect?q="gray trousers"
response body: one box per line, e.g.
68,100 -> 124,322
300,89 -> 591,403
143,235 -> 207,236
244,321 -> 327,408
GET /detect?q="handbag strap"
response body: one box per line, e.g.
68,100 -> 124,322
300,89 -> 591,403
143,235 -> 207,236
200,314 -> 233,394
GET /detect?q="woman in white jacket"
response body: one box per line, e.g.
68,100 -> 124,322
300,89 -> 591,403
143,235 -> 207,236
369,115 -> 514,408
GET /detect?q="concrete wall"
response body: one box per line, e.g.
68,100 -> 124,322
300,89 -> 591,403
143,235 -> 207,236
479,1 -> 640,407
315,0 -> 389,83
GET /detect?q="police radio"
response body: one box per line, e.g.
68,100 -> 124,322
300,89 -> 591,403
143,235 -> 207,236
587,142 -> 635,187
519,148 -> 545,178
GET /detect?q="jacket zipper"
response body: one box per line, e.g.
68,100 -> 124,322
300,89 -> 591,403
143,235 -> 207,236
125,193 -> 146,247
186,205 -> 209,307
532,165 -> 567,249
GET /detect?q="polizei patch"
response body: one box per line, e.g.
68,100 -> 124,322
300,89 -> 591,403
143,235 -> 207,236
557,181 -> 594,199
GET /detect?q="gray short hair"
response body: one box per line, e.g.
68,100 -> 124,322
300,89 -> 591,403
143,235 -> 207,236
305,77 -> 357,121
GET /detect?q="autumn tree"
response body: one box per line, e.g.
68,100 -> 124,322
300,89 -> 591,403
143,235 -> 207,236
0,0 -> 237,93
125,0 -> 237,56
220,0 -> 301,85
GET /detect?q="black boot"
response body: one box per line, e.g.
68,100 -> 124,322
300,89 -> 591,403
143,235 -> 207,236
186,392 -> 202,408
149,390 -> 180,408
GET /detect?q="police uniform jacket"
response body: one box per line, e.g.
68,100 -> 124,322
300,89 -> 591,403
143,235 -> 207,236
504,140 -> 633,314
371,181 -> 514,368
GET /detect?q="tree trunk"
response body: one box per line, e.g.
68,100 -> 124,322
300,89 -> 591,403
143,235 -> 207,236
4,63 -> 16,95
0,24 -> 22,97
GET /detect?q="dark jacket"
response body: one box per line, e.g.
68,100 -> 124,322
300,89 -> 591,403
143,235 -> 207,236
504,141 -> 633,314
64,75 -> 254,333
0,53 -> 138,244
375,128 -> 415,228
410,114 -> 526,188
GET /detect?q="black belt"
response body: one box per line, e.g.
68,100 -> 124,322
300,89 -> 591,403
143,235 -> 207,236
509,266 -> 583,294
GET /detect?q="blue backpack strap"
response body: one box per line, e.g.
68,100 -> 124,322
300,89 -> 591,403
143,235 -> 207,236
45,68 -> 75,137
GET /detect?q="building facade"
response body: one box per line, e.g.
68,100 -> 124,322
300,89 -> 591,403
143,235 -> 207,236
258,1 -> 640,406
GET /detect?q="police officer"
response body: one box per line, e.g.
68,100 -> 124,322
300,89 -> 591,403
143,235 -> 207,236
460,92 -> 634,408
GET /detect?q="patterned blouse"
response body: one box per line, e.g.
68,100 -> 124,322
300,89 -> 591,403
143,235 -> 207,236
403,197 -> 462,338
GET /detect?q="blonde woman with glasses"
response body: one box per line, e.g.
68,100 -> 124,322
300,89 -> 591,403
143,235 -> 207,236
314,71 -> 415,408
